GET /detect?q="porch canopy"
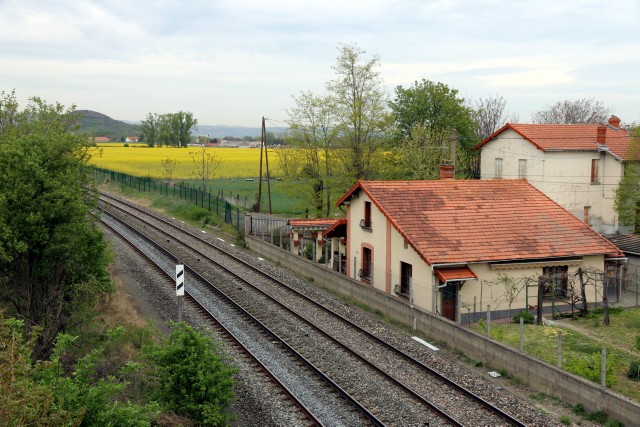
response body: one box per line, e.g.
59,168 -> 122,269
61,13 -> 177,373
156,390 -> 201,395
434,266 -> 478,284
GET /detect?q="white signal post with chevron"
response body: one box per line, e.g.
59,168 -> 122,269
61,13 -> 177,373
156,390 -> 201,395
176,264 -> 184,321
176,264 -> 185,296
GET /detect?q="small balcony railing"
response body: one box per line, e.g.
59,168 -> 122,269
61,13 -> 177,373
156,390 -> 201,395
359,219 -> 372,231
358,268 -> 371,281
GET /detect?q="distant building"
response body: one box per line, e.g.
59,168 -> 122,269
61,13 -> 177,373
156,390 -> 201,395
90,136 -> 110,143
125,136 -> 139,142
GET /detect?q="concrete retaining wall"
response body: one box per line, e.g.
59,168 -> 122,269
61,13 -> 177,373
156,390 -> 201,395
246,236 -> 640,425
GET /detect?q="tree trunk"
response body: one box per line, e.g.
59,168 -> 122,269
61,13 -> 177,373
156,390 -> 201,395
578,267 -> 588,316
537,276 -> 544,325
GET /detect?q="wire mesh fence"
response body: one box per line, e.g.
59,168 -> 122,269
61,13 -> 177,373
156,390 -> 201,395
92,167 -> 245,231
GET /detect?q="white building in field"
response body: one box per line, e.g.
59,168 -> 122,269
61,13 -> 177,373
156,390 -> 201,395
473,116 -> 634,235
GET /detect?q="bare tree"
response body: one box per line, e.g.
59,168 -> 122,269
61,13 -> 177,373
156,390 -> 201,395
486,272 -> 531,317
531,98 -> 611,124
160,157 -> 177,183
472,94 -> 518,140
190,147 -> 221,192
286,91 -> 340,217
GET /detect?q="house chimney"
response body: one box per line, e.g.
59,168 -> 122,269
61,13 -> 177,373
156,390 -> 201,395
596,126 -> 607,144
608,115 -> 621,128
440,163 -> 455,180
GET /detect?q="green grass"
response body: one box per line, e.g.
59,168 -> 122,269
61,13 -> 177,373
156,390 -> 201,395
472,307 -> 640,402
110,183 -> 240,237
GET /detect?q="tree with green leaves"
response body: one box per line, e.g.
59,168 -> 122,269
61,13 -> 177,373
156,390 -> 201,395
170,111 -> 197,148
326,43 -> 389,181
389,79 -> 478,177
391,124 -> 452,180
140,112 -> 159,147
615,126 -> 640,232
0,91 -> 111,360
142,112 -> 197,147
286,91 -> 342,217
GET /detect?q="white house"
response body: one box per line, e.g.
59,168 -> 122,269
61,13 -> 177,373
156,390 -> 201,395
473,116 -> 633,235
336,171 -> 624,322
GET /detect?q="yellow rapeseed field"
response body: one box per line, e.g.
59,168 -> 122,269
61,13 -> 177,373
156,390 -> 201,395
89,146 -> 280,179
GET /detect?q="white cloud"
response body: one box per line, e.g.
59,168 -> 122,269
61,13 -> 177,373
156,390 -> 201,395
1,0 -> 639,125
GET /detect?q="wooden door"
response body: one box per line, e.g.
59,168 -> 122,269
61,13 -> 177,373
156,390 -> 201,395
441,282 -> 457,321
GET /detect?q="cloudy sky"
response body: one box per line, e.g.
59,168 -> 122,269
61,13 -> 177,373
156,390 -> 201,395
1,0 -> 639,127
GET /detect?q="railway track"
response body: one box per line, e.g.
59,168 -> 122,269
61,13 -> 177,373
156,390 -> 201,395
100,209 -> 383,426
97,189 -> 551,426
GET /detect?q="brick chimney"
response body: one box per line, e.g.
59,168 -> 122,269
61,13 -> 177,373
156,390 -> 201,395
597,126 -> 607,144
440,163 -> 455,180
608,115 -> 621,128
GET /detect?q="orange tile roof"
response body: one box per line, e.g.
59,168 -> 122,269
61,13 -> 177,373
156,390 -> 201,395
338,180 -> 623,265
434,267 -> 478,282
474,123 -> 633,160
323,219 -> 347,238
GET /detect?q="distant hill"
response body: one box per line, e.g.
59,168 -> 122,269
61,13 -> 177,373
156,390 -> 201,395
75,110 -> 274,141
76,110 -> 141,141
196,124 -> 263,139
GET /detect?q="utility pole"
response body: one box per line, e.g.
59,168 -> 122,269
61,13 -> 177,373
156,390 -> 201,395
256,117 -> 272,214
257,117 -> 264,213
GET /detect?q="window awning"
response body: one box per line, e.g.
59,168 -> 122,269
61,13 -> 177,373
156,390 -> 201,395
434,266 -> 478,283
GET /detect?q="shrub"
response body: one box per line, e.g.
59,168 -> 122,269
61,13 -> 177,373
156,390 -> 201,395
513,310 -> 535,324
636,334 -> 640,351
585,410 -> 608,423
559,415 -> 572,425
627,360 -> 640,381
150,322 -> 237,426
572,403 -> 586,416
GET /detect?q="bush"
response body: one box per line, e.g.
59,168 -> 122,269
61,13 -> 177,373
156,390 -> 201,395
513,310 -> 535,324
585,410 -> 608,423
150,323 -> 237,426
572,403 -> 586,416
627,360 -> 640,381
636,334 -> 640,351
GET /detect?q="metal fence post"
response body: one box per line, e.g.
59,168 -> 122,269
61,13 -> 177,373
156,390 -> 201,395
601,348 -> 607,387
486,305 -> 491,338
519,317 -> 524,352
557,331 -> 562,368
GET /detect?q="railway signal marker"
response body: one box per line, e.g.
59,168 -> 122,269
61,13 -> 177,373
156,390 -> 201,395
176,264 -> 185,296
